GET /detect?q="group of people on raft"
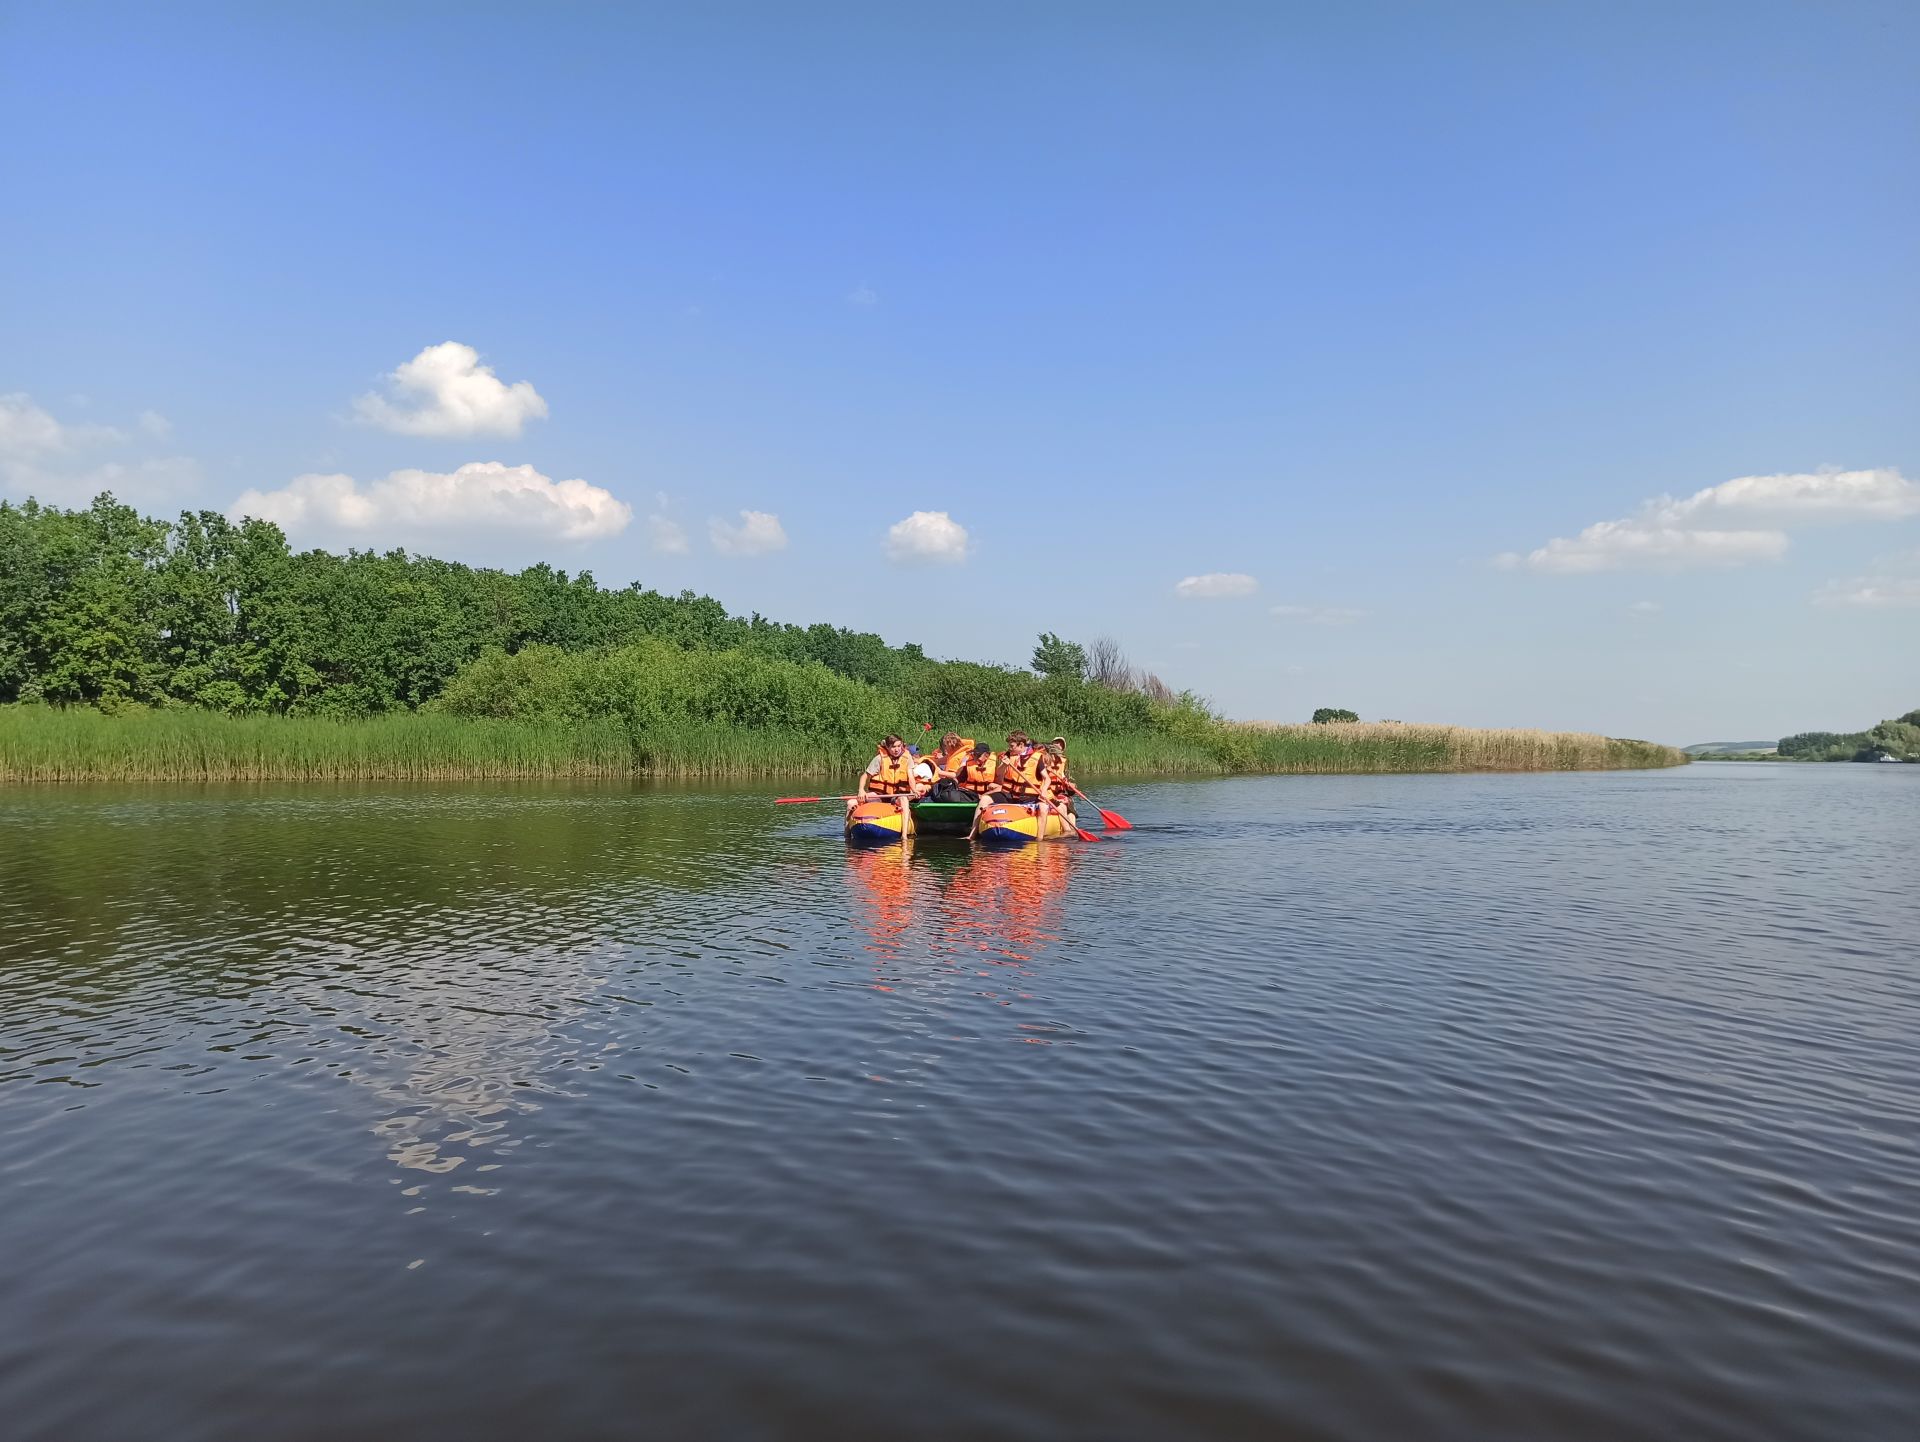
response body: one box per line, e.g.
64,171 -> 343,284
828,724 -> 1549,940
849,730 -> 1077,836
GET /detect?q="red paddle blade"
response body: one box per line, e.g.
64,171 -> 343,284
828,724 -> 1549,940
1073,825 -> 1104,842
1095,807 -> 1133,830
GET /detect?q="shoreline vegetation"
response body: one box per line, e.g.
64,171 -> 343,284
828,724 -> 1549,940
1686,711 -> 1920,763
1,708 -> 1685,784
1,494 -> 1688,784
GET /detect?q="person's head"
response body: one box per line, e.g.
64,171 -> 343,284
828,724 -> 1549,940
881,734 -> 905,756
971,741 -> 991,759
1050,735 -> 1067,752
1046,742 -> 1065,763
941,731 -> 962,752
1005,730 -> 1031,754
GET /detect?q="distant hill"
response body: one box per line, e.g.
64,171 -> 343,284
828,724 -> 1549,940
1684,741 -> 1778,756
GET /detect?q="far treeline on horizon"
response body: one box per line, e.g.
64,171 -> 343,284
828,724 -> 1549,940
0,493 -> 1685,782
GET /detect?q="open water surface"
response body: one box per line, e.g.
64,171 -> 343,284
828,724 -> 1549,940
1,764 -> 1916,1441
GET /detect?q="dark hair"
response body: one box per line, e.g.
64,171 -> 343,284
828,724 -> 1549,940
971,741 -> 991,757
1005,730 -> 1030,746
882,734 -> 904,747
941,731 -> 962,749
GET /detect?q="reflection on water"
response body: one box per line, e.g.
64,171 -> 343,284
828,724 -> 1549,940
2,768 -> 1918,1442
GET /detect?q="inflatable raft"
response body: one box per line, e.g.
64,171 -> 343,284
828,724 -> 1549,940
843,798 -> 1072,846
844,798 -> 914,846
973,802 -> 1073,847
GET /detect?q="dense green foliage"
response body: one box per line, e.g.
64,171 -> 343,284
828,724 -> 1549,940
2,493 -> 1693,782
1778,729 -> 1872,760
1311,707 -> 1360,724
1,493 -> 935,713
1777,711 -> 1920,762
429,638 -> 1211,755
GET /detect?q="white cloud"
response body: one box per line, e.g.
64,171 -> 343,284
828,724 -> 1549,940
137,409 -> 172,439
885,510 -> 969,565
352,342 -> 549,438
1652,467 -> 1920,525
1813,577 -> 1920,608
640,490 -> 689,553
847,285 -> 879,308
1174,572 -> 1259,600
1516,522 -> 1787,574
1270,604 -> 1368,624
0,393 -> 192,505
647,514 -> 689,554
1812,551 -> 1920,608
1508,467 -> 1915,574
709,509 -> 787,556
0,393 -> 70,453
0,392 -> 121,454
1627,600 -> 1663,617
231,462 -> 630,541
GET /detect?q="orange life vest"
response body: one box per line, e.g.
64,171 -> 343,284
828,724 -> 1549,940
938,740 -> 975,776
997,749 -> 1047,800
960,751 -> 999,792
867,748 -> 914,795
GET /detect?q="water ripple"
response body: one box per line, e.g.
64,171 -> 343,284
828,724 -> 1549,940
1,767 -> 1916,1440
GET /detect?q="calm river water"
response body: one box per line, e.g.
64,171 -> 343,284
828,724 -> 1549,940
2,764 -> 1916,1441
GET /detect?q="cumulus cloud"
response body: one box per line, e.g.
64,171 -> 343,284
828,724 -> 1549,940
1507,467 -> 1916,574
231,462 -> 630,541
137,409 -> 172,439
1812,550 -> 1920,608
1174,572 -> 1259,600
1270,604 -> 1369,624
0,393 -> 72,453
1,393 -> 193,505
885,510 -> 969,565
1654,467 -> 1920,525
0,392 -> 122,454
709,509 -> 787,556
353,342 -> 549,438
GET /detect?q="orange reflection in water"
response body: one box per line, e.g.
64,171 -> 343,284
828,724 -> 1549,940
843,841 -> 1078,1003
844,842 -> 923,982
937,842 -> 1074,970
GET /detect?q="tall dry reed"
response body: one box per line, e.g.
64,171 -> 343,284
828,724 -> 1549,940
1,707 -> 1688,784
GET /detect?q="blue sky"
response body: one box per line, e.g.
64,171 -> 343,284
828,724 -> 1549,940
3,0 -> 1916,742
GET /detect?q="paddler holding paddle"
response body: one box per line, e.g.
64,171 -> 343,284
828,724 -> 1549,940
848,733 -> 924,826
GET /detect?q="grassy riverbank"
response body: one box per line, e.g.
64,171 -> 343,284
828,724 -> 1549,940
0,706 -> 1686,783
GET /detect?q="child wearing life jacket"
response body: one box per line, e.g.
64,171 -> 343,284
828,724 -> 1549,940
1044,739 -> 1076,821
849,734 -> 924,822
928,731 -> 975,802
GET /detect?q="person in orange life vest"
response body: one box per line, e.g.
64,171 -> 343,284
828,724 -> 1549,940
849,733 -> 925,823
1044,740 -> 1077,821
927,731 -> 974,802
983,730 -> 1059,837
956,742 -> 999,797
956,741 -> 1002,835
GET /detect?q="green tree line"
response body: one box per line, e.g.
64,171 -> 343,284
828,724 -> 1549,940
1777,712 -> 1920,762
0,493 -> 1201,741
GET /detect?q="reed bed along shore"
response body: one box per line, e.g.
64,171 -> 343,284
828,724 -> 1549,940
1,707 -> 1686,784
1222,720 -> 1683,774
